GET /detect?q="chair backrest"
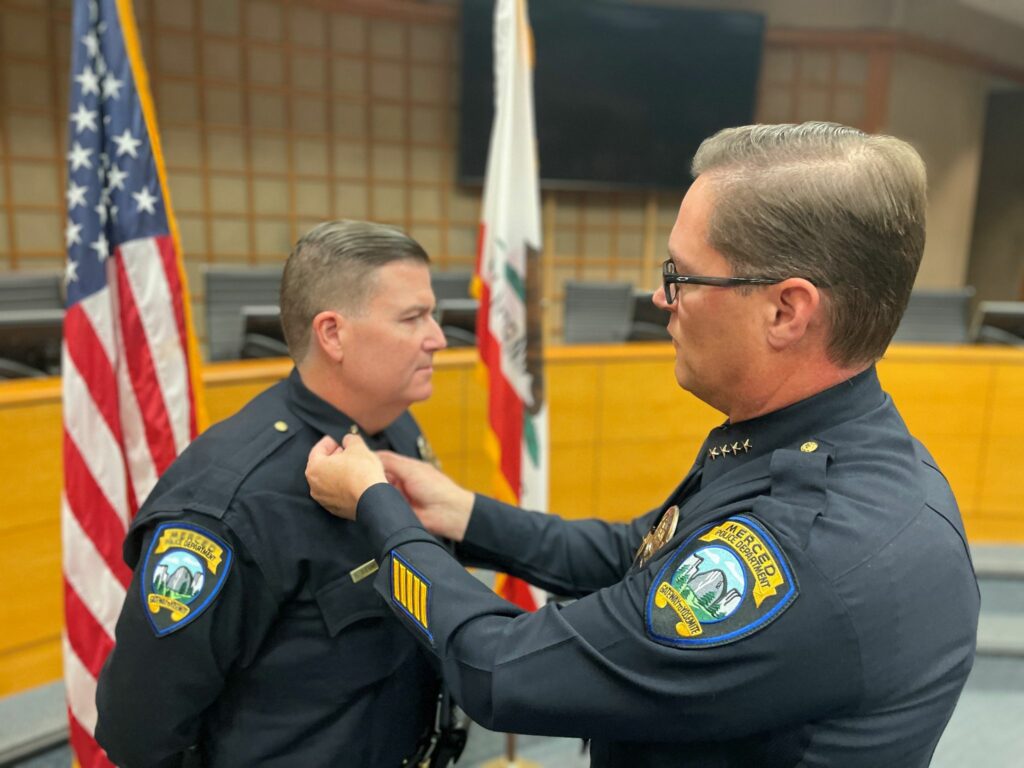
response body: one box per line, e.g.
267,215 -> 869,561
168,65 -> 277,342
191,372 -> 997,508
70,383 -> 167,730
431,271 -> 473,302
0,272 -> 63,311
563,280 -> 635,344
892,287 -> 975,344
204,266 -> 283,360
0,308 -> 64,378
436,298 -> 478,348
628,291 -> 671,341
970,300 -> 1024,345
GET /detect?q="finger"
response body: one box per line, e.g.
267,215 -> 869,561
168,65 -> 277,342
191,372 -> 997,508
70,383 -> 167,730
379,451 -> 412,471
341,433 -> 368,452
309,435 -> 340,459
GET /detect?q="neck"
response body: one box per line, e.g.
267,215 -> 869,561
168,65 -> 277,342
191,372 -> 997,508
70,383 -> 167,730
297,360 -> 403,435
726,357 -> 871,424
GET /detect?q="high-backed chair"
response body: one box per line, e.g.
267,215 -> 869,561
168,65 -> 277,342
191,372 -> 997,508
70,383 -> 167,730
563,280 -> 635,344
431,270 -> 473,301
628,291 -> 671,341
0,273 -> 64,378
970,300 -> 1024,346
0,271 -> 63,311
430,271 -> 478,347
891,287 -> 975,344
204,266 -> 283,361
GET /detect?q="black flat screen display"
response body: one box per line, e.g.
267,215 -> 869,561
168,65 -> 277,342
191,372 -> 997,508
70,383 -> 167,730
458,0 -> 765,190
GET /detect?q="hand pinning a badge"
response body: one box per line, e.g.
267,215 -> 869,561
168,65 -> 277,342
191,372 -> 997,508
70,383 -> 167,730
306,434 -> 388,520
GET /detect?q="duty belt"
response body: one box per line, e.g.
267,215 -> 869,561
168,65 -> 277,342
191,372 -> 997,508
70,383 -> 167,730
403,689 -> 468,768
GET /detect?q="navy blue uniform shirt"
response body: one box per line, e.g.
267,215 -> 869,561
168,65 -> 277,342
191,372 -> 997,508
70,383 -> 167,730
96,369 -> 439,767
355,366 -> 979,767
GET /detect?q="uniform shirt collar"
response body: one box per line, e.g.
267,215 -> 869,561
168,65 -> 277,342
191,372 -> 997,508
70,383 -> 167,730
698,365 -> 884,487
285,367 -> 396,450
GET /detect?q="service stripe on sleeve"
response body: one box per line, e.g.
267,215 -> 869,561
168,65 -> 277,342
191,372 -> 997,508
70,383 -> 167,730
390,552 -> 432,639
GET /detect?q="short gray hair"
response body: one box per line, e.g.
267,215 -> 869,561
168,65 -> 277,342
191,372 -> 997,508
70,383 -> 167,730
280,220 -> 430,362
692,121 -> 926,367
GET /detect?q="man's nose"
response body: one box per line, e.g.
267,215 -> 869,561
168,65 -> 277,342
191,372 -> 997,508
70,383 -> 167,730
652,285 -> 671,310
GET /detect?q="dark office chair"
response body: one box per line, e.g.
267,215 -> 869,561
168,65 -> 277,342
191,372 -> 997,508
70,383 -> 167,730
204,266 -> 283,360
431,271 -> 474,302
436,298 -> 478,348
970,301 -> 1024,346
239,304 -> 289,358
628,291 -> 671,341
563,281 -> 634,344
892,288 -> 975,344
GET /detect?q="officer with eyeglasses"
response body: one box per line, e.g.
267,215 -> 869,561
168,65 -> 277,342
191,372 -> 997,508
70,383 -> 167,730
306,123 -> 979,768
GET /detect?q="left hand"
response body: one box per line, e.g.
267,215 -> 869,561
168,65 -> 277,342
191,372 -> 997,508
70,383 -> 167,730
306,434 -> 387,520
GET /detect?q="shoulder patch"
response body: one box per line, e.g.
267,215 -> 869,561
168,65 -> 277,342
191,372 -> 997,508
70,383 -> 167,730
141,523 -> 234,637
390,551 -> 433,640
646,515 -> 798,649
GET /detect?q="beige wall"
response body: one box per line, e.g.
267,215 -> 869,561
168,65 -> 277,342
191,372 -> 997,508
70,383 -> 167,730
885,53 -> 1001,289
2,0 -> 1023,336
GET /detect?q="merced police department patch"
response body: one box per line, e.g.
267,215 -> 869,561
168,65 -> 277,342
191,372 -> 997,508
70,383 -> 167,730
646,515 -> 798,648
141,522 -> 233,637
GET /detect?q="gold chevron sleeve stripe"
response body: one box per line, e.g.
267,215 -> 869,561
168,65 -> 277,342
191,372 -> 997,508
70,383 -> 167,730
412,577 -> 423,625
390,555 -> 430,632
418,576 -> 428,628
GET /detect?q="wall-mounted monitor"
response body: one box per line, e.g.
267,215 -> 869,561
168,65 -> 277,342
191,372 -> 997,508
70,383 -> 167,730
458,0 -> 765,190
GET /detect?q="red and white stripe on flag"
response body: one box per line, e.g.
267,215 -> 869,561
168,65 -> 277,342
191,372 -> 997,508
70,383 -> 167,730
62,1 -> 204,764
474,0 -> 548,612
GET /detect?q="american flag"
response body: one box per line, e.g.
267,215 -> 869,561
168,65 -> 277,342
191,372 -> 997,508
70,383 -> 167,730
61,0 -> 203,765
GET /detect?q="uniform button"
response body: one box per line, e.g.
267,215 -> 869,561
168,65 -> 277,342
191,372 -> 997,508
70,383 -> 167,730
274,420 -> 288,432
349,424 -> 359,435
800,440 -> 818,453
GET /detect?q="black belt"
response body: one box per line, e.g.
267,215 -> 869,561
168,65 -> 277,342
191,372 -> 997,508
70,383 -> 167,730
403,688 -> 468,768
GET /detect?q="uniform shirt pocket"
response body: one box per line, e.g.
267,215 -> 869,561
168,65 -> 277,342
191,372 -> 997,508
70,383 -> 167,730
314,571 -> 391,637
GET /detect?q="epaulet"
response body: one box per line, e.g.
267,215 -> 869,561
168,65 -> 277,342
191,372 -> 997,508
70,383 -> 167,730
126,394 -> 300,563
756,437 -> 836,550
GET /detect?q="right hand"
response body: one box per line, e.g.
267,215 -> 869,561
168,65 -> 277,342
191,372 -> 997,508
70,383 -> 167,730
378,451 -> 474,542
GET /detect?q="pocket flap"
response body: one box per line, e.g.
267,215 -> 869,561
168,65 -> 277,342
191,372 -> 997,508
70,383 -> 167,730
314,573 -> 389,637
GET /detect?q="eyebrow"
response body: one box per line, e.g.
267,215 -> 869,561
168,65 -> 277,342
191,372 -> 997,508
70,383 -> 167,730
399,302 -> 434,316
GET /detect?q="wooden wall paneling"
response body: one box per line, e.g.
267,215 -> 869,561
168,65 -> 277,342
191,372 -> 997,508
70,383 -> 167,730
1,519 -> 63,696
978,362 -> 1024,520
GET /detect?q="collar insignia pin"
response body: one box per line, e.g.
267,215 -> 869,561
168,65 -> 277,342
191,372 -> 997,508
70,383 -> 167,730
634,505 -> 679,569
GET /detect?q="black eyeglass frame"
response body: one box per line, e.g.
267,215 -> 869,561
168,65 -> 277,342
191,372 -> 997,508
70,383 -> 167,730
661,260 -> 824,303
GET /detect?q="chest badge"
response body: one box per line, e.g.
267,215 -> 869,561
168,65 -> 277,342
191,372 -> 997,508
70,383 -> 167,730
417,435 -> 442,469
646,515 -> 798,648
141,522 -> 233,637
634,505 -> 679,569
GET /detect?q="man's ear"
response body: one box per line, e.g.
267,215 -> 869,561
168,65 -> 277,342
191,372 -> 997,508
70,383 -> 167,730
310,310 -> 345,363
766,278 -> 820,352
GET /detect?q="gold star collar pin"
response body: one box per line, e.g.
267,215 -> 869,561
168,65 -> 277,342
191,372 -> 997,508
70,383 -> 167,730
708,439 -> 751,461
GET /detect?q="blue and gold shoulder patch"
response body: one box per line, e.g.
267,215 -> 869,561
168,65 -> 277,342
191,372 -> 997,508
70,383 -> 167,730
141,523 -> 233,637
646,515 -> 798,649
390,551 -> 432,640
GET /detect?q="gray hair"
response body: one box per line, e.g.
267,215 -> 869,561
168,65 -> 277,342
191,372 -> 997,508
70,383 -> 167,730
691,121 -> 926,367
280,220 -> 430,362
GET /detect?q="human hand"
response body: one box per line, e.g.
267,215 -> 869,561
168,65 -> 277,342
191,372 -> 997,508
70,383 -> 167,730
306,434 -> 387,520
378,451 -> 474,542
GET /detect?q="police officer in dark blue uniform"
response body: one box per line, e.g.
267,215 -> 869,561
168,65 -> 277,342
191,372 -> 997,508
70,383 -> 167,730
306,124 -> 981,767
96,221 -> 461,767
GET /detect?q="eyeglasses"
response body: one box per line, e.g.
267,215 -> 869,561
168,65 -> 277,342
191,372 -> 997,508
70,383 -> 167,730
661,260 -> 782,304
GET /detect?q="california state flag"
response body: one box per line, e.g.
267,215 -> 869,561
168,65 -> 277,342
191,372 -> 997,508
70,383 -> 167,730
474,0 -> 548,612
